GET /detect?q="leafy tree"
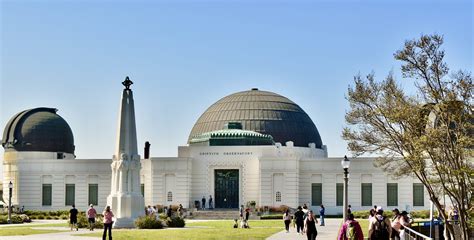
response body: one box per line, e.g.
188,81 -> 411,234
343,34 -> 473,239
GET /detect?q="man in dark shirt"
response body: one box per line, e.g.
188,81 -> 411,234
201,196 -> 206,210
294,206 -> 305,234
69,204 -> 79,231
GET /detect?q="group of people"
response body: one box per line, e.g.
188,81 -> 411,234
146,204 -> 185,218
283,204 -> 321,240
338,205 -> 413,240
69,204 -> 114,240
201,195 -> 213,210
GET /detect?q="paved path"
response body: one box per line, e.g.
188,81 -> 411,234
266,218 -> 342,240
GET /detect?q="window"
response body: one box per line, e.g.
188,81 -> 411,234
311,183 -> 322,206
361,183 -> 372,206
141,184 -> 145,197
88,184 -> 98,206
336,183 -> 343,206
275,191 -> 282,202
167,191 -> 173,202
413,183 -> 424,206
387,183 -> 398,206
42,184 -> 52,206
65,184 -> 75,206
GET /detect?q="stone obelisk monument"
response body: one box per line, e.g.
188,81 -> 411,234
107,77 -> 144,228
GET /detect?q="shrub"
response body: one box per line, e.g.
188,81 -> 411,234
67,213 -> 104,229
135,215 -> 163,229
0,215 -> 23,224
166,216 -> 185,227
19,214 -> 31,223
410,210 -> 432,219
37,215 -> 45,219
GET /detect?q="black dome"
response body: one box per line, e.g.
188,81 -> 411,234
188,89 -> 323,148
2,107 -> 75,154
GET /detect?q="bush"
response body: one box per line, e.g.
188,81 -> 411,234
166,216 -> 185,227
37,215 -> 45,219
410,210 -> 432,219
135,216 -> 163,229
352,210 -> 394,219
67,212 -> 104,229
0,215 -> 24,224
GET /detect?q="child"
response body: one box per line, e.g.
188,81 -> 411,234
233,219 -> 238,228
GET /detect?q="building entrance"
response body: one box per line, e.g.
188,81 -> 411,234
214,169 -> 239,208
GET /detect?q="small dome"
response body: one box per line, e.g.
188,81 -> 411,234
188,89 -> 322,148
2,107 -> 75,154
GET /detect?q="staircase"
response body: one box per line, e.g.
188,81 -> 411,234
188,209 -> 257,220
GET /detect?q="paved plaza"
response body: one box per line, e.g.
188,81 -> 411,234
0,219 -> 342,240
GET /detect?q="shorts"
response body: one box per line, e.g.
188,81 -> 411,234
88,218 -> 95,223
70,218 -> 77,224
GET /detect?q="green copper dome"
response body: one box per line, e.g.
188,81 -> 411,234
2,107 -> 75,154
188,89 -> 323,148
190,122 -> 274,146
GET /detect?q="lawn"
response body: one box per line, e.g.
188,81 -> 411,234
0,227 -> 68,236
79,220 -> 283,240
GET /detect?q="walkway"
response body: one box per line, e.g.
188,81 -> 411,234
266,218 -> 342,240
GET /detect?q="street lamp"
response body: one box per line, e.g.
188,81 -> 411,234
8,181 -> 13,224
341,156 -> 350,221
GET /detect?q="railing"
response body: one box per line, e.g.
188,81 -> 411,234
402,225 -> 433,240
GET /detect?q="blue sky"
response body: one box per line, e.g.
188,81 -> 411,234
1,0 -> 472,169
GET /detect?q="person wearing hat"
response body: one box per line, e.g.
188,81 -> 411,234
398,211 -> 411,239
294,206 -> 305,235
368,208 -> 392,239
87,204 -> 97,231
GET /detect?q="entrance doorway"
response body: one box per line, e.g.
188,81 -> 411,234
214,169 -> 239,208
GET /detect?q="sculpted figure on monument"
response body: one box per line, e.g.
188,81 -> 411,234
122,76 -> 133,90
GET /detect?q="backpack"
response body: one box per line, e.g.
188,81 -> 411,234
372,217 -> 389,239
346,222 -> 356,240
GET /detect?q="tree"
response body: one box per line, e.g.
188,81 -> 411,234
343,34 -> 473,239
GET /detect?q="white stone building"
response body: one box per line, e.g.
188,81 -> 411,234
1,87 -> 429,215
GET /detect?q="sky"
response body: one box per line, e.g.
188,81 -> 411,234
0,0 -> 472,178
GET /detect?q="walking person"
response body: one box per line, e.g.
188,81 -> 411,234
390,209 -> 401,240
102,206 -> 114,240
304,210 -> 318,240
294,206 -> 305,235
209,195 -> 213,209
338,213 -> 364,240
239,205 -> 244,221
283,209 -> 291,233
202,196 -> 206,210
69,204 -> 79,231
87,204 -> 97,231
368,208 -> 391,240
319,204 -> 325,226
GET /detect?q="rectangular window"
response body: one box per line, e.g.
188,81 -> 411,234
413,183 -> 424,206
336,183 -> 343,206
65,184 -> 75,206
88,184 -> 98,206
361,183 -> 372,206
42,184 -> 52,206
141,184 -> 145,197
311,183 -> 322,206
387,183 -> 398,206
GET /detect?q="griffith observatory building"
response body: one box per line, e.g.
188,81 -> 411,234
1,82 -> 429,216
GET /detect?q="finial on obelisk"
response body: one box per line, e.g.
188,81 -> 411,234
122,76 -> 133,90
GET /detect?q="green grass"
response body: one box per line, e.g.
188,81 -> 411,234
356,219 -> 369,237
79,220 -> 283,240
0,227 -> 67,236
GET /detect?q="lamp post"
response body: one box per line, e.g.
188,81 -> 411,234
341,156 -> 350,221
8,181 -> 13,224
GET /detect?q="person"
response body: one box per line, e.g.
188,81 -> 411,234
319,204 -> 325,226
390,209 -> 401,239
369,209 -> 376,222
347,205 -> 352,215
338,213 -> 364,240
146,205 -> 153,216
233,219 -> 238,228
102,206 -> 114,240
69,204 -> 79,231
368,208 -> 391,240
167,205 -> 173,218
302,204 -> 309,219
283,209 -> 291,233
304,210 -> 318,240
87,204 -> 97,231
294,206 -> 305,235
177,204 -> 184,218
209,195 -> 213,209
239,205 -> 244,221
202,196 -> 206,210
398,211 -> 411,239
20,206 -> 24,213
